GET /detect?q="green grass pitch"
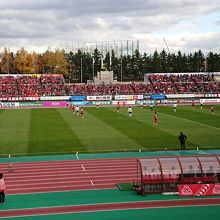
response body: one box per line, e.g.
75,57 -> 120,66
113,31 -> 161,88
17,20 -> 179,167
0,105 -> 219,156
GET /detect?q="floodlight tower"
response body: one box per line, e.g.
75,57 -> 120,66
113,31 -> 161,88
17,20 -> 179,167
163,38 -> 170,54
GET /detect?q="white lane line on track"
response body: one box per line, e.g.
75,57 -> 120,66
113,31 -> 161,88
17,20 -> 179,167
0,162 -> 136,170
76,155 -> 79,160
81,164 -> 86,171
198,150 -> 209,155
90,180 -> 94,185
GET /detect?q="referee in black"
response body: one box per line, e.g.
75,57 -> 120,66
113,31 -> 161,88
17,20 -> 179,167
178,132 -> 187,150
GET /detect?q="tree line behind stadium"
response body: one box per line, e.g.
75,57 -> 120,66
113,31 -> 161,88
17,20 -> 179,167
0,47 -> 220,83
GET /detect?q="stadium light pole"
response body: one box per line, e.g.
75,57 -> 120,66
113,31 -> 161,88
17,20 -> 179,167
68,64 -> 71,84
204,59 -> 208,73
81,57 -> 83,83
92,56 -> 95,82
120,56 -> 123,82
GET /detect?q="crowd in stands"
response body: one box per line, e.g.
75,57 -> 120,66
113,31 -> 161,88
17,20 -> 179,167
148,74 -> 219,94
0,74 -> 66,98
0,73 -> 219,99
41,75 -> 66,96
17,76 -> 41,97
0,76 -> 17,98
65,83 -> 154,96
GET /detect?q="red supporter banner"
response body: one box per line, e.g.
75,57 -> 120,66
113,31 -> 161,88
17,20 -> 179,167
178,184 -> 220,196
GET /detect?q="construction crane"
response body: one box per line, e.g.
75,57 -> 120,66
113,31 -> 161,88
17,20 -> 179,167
163,38 -> 170,54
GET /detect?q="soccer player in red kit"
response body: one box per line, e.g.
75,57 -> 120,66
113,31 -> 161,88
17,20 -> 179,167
80,107 -> 84,118
71,105 -> 75,114
116,101 -> 120,112
153,111 -> 158,126
192,100 -> 195,110
210,105 -> 215,114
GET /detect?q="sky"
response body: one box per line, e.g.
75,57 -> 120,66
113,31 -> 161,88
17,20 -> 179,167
0,0 -> 220,54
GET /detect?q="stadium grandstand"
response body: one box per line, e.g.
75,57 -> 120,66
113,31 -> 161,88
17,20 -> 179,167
0,73 -> 219,99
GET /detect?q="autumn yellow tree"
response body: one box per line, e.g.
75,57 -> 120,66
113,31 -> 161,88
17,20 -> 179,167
15,47 -> 30,73
42,49 -> 68,75
54,49 -> 68,76
0,48 -> 14,74
29,51 -> 42,74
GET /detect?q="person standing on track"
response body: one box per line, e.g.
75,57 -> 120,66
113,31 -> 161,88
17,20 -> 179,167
0,173 -> 6,204
178,132 -> 187,150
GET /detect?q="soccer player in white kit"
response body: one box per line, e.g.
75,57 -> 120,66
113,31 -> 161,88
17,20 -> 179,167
128,106 -> 132,117
173,103 -> 177,112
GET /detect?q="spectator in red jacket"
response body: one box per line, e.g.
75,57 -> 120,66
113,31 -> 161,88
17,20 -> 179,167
0,173 -> 6,204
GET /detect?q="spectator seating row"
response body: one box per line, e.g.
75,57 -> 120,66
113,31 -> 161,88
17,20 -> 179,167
0,75 -> 66,98
148,74 -> 219,94
65,83 -> 154,96
0,73 -> 219,98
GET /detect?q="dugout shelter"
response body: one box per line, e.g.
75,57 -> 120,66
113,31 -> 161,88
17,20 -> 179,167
134,156 -> 220,195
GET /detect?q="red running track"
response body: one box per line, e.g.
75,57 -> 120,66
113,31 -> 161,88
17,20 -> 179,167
0,198 -> 220,218
0,158 -> 139,194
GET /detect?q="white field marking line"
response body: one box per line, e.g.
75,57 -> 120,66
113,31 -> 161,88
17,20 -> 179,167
90,180 -> 94,185
7,160 -> 137,166
0,198 -> 219,213
0,158 -> 136,166
6,174 -> 137,182
81,164 -> 86,171
2,168 -> 137,174
2,203 -> 219,219
7,168 -> 137,176
198,150 -> 209,155
5,170 -> 137,178
6,172 -> 137,180
6,176 -> 133,184
7,184 -> 115,193
1,203 -> 219,219
0,162 -> 137,170
4,167 -> 137,174
159,111 -> 220,130
7,177 -> 134,187
13,175 -> 135,182
6,203 -> 220,219
0,165 -> 137,172
1,158 -> 136,166
162,192 -> 179,195
6,175 -> 136,183
3,165 -> 136,171
76,154 -> 79,160
7,179 -> 134,187
4,164 -> 137,169
7,186 -> 116,195
7,181 -> 130,190
7,176 -> 134,184
5,171 -> 137,180
7,172 -> 136,179
7,183 -> 96,191
3,162 -> 137,170
7,174 -> 136,183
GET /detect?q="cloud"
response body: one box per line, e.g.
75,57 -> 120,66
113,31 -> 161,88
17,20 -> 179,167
0,0 -> 219,54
